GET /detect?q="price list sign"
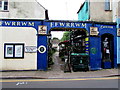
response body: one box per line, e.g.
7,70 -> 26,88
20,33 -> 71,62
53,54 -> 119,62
90,27 -> 99,36
117,28 -> 120,36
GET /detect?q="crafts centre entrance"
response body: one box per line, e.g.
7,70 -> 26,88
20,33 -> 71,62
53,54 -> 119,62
48,28 -> 89,72
37,20 -> 117,71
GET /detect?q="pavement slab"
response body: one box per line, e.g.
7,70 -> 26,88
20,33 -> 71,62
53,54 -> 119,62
0,52 -> 120,79
0,68 -> 119,79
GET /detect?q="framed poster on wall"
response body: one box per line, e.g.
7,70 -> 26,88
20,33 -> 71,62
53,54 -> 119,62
4,43 -> 24,58
38,25 -> 47,35
5,45 -> 14,58
90,27 -> 99,36
117,28 -> 120,36
15,45 -> 24,57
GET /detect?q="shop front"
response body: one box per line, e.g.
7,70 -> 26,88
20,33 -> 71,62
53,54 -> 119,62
0,19 -> 118,71
89,23 -> 117,70
46,20 -> 117,70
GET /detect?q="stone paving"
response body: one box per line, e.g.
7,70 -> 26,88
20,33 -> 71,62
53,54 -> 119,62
0,52 -> 119,79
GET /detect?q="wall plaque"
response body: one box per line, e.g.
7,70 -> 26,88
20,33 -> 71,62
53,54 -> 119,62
38,25 -> 47,35
15,45 -> 24,57
117,28 -> 120,36
90,27 -> 99,36
25,46 -> 37,53
5,45 -> 14,57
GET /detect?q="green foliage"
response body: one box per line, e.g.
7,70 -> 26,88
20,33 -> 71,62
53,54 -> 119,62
48,48 -> 56,66
61,31 -> 70,42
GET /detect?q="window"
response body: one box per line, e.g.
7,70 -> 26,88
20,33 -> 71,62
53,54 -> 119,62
0,0 -> 8,11
0,1 -> 2,9
118,1 -> 120,17
4,43 -> 24,58
105,0 -> 112,11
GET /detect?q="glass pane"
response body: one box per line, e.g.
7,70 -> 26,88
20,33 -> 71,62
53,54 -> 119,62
105,0 -> 110,10
118,1 -> 120,17
4,1 -> 8,5
4,1 -> 8,10
0,1 -> 2,7
4,6 -> 7,10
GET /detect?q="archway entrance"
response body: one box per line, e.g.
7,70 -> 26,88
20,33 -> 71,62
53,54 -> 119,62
101,34 -> 114,69
48,28 -> 89,72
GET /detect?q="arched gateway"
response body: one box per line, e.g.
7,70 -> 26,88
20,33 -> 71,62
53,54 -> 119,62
0,19 -> 117,71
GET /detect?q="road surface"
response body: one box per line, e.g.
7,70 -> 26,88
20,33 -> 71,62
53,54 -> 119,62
1,77 -> 120,88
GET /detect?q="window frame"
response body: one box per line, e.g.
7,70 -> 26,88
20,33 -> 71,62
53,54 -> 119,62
104,0 -> 112,11
0,0 -> 9,11
4,43 -> 24,59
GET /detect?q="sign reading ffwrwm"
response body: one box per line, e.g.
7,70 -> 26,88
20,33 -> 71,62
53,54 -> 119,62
117,28 -> 120,36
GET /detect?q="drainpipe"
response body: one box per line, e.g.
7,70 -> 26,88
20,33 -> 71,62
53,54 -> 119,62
45,9 -> 49,20
88,0 -> 90,20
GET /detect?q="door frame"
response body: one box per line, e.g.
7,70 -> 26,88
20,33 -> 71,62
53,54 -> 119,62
101,33 -> 114,68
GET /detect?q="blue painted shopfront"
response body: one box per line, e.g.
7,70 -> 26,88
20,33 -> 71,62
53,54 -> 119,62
0,19 -> 48,70
46,21 -> 117,70
117,18 -> 120,64
1,19 -> 118,70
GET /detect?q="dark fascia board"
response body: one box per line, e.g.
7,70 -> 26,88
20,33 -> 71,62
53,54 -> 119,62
77,2 -> 85,14
90,21 -> 117,25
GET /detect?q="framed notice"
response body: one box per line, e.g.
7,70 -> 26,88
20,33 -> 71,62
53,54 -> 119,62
4,43 -> 24,58
117,28 -> 120,36
90,27 -> 99,36
38,25 -> 47,35
5,45 -> 14,58
15,45 -> 24,57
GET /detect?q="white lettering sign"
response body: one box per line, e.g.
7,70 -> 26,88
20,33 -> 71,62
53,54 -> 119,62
0,21 -> 35,26
100,26 -> 114,29
50,22 -> 86,28
25,46 -> 37,53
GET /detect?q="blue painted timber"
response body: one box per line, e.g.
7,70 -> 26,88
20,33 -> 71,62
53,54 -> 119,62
117,18 -> 120,64
104,62 -> 111,69
89,37 -> 101,70
95,23 -> 117,68
37,36 -> 48,70
117,37 -> 120,64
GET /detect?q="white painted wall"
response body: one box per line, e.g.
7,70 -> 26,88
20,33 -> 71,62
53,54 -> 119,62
112,0 -> 120,22
0,27 -> 37,70
0,0 -> 46,19
0,30 -> 2,70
